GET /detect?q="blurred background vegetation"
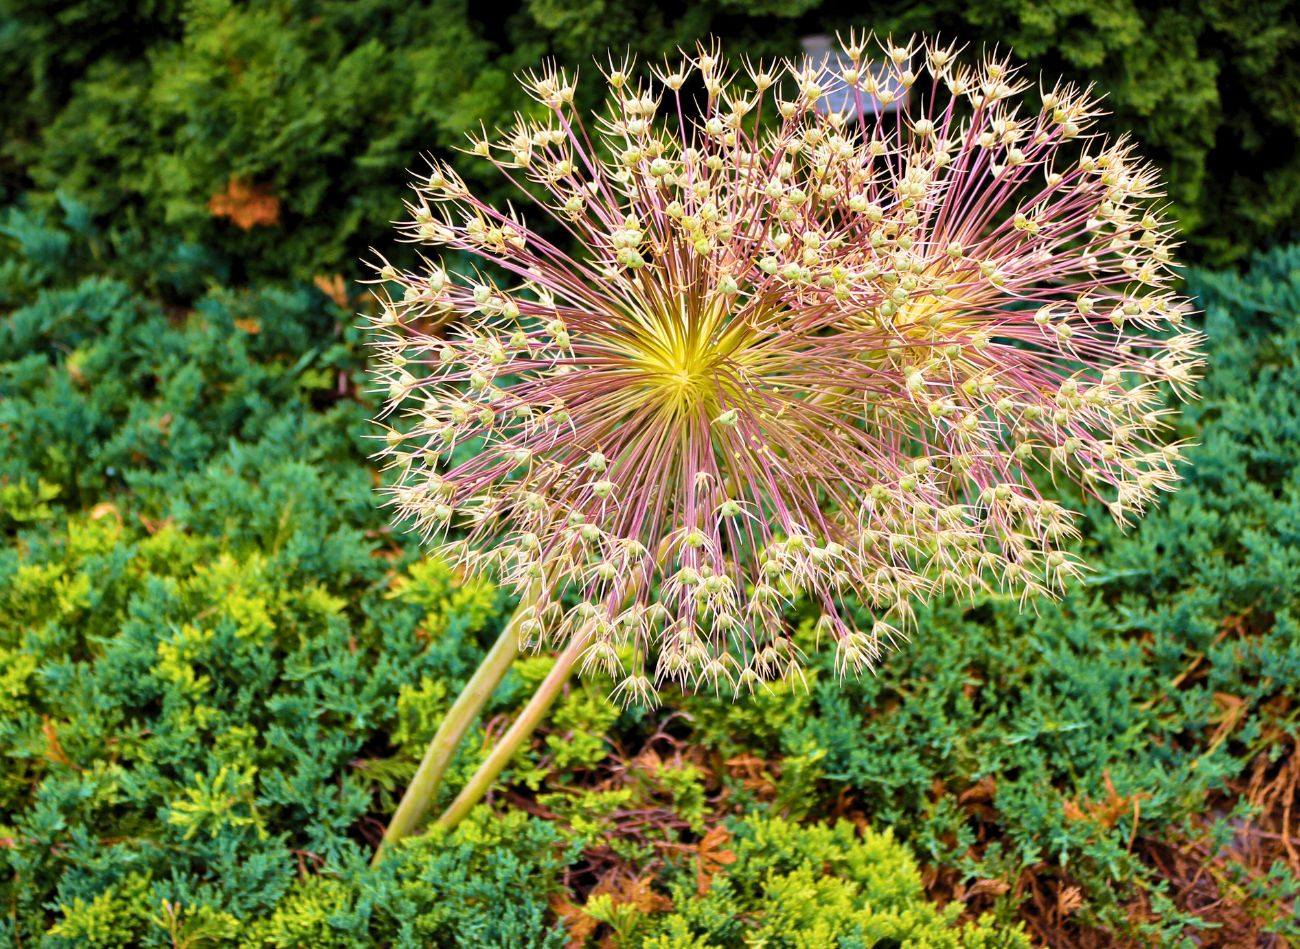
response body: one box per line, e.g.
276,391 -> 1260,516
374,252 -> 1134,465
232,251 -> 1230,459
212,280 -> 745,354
1,1 -> 1299,946
2,0 -> 1297,284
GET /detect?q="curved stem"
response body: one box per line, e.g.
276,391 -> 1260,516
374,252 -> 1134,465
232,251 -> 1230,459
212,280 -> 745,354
435,632 -> 587,831
373,591 -> 535,864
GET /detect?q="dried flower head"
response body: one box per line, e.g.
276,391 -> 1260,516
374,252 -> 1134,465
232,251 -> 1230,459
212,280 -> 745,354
368,33 -> 1202,706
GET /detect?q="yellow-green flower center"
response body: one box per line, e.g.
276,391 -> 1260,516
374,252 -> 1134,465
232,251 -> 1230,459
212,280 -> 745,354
619,296 -> 752,416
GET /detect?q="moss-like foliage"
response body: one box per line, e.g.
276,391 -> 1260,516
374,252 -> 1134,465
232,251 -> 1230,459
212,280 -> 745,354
637,818 -> 1029,948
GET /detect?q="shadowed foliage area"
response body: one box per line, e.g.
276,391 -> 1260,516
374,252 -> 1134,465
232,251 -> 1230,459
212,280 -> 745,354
1,0 -> 1297,282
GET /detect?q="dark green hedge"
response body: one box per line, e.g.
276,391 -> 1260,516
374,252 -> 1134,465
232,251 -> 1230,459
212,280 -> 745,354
2,0 -> 1296,283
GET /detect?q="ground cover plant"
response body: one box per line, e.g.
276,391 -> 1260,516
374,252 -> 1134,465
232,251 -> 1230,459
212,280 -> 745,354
3,193 -> 1299,947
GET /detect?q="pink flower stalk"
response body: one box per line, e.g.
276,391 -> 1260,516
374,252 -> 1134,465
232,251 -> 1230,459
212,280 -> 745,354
368,34 -> 1202,706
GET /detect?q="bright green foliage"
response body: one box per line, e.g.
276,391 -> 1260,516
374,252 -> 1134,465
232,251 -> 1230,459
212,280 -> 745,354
1,0 -> 1296,281
0,497 -> 582,946
641,818 -> 1029,948
235,812 -> 575,948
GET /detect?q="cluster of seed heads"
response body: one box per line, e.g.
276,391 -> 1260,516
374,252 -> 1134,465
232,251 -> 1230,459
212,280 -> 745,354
367,33 -> 1202,706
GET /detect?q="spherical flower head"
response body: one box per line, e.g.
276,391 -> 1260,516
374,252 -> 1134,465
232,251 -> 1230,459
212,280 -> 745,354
367,34 -> 1202,706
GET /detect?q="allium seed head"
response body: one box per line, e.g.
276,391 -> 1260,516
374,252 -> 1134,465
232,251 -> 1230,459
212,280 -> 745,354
368,35 -> 1202,706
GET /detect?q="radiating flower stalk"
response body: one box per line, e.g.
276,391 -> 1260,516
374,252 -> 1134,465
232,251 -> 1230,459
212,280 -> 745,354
367,33 -> 1202,856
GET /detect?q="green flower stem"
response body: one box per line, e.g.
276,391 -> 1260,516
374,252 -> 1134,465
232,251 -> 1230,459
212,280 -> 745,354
373,592 -> 533,864
434,631 -> 587,832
